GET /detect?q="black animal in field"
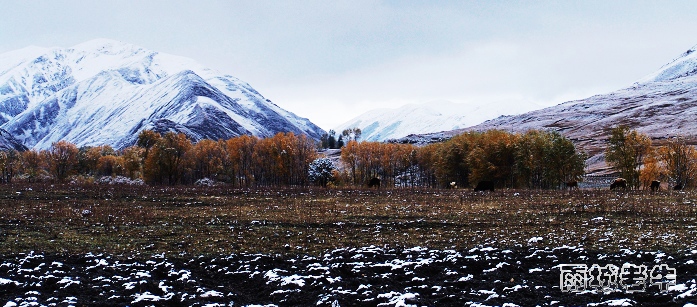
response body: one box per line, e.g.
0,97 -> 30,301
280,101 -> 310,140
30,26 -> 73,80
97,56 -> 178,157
650,180 -> 661,191
565,181 -> 578,189
367,177 -> 381,189
474,181 -> 494,192
610,178 -> 627,190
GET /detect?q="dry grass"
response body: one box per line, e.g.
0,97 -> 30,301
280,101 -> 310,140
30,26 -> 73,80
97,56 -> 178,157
0,183 -> 695,256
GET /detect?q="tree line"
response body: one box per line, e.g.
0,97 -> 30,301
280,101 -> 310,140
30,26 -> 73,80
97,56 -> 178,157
0,130 -> 317,186
338,129 -> 587,189
0,129 -> 587,189
320,128 -> 362,149
605,125 -> 697,189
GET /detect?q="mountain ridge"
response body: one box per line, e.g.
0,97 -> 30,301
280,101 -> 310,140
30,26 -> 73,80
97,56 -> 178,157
0,39 -> 325,149
334,100 -> 543,142
395,44 -> 697,173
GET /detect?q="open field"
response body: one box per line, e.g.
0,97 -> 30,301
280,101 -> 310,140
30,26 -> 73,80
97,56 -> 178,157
0,183 -> 696,255
2,184 -> 697,306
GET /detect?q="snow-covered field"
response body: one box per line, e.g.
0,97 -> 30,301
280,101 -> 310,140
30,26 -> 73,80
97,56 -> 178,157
2,246 -> 697,306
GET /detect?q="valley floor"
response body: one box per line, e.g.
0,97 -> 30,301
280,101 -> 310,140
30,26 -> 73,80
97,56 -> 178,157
0,184 -> 696,306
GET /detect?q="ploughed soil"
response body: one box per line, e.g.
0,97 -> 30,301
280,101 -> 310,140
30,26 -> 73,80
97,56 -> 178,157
0,183 -> 696,306
2,246 -> 697,306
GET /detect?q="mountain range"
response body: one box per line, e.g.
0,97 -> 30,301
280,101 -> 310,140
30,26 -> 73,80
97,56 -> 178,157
0,39 -> 325,149
399,44 -> 697,173
334,100 -> 543,142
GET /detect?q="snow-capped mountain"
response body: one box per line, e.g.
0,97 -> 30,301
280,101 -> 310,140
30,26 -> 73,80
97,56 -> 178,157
403,43 -> 697,173
334,100 -> 542,142
0,39 -> 324,149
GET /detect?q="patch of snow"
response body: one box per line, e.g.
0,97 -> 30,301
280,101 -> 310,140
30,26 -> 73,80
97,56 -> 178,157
528,237 -> 543,243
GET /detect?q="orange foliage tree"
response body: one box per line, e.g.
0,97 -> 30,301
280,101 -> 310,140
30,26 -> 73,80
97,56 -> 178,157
143,132 -> 193,185
223,135 -> 257,187
48,140 -> 79,181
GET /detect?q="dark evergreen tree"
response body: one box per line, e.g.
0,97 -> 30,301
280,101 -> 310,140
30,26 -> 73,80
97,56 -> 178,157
320,133 -> 329,149
328,130 -> 337,149
337,135 -> 344,148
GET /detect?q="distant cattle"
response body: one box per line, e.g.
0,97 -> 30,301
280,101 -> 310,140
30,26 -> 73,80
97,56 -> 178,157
565,181 -> 578,189
650,180 -> 661,191
610,178 -> 627,190
368,177 -> 381,189
674,182 -> 684,191
449,182 -> 457,189
474,181 -> 495,192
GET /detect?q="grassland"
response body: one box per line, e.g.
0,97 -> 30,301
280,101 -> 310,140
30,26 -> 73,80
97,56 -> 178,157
0,183 -> 695,256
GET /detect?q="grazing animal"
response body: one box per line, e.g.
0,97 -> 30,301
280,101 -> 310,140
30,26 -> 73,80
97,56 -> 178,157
449,182 -> 457,189
674,182 -> 684,190
610,178 -> 627,190
474,180 -> 495,192
367,177 -> 381,189
650,180 -> 661,191
565,181 -> 578,189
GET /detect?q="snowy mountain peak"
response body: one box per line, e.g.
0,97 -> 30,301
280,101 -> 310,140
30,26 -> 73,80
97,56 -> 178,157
639,46 -> 697,83
71,38 -> 143,54
0,39 -> 325,149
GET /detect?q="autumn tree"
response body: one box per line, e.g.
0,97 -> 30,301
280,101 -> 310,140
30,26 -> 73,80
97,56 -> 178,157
137,129 -> 161,159
337,140 -> 416,188
659,137 -> 697,188
143,132 -> 192,185
189,139 -> 225,181
48,140 -> 79,181
433,133 -> 476,188
78,145 -> 116,175
640,150 -> 662,189
97,155 -> 125,177
381,143 -> 416,187
121,146 -> 145,179
515,130 -> 549,188
541,131 -> 586,188
251,133 -> 317,186
467,130 -> 518,188
415,130 -> 585,189
415,144 -> 439,188
341,140 -> 360,185
0,150 -> 20,183
21,150 -> 45,182
223,135 -> 258,187
605,126 -> 652,188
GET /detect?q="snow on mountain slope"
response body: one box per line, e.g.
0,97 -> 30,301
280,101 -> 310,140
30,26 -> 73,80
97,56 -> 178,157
334,100 -> 542,141
401,44 -> 697,173
638,44 -> 697,83
0,38 -> 324,149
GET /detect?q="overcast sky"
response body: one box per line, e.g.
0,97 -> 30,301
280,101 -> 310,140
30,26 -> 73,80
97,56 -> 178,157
3,1 -> 697,130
